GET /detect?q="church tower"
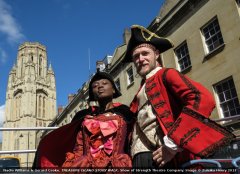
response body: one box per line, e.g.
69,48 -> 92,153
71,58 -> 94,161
2,42 -> 57,167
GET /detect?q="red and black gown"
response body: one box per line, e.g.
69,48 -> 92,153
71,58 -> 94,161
32,104 -> 135,169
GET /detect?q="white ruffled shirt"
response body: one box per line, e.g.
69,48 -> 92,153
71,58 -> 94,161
131,67 -> 181,157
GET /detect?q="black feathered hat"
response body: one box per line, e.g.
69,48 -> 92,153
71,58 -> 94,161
123,25 -> 174,62
88,71 -> 121,102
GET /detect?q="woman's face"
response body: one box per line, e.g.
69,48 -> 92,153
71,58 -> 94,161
91,79 -> 115,101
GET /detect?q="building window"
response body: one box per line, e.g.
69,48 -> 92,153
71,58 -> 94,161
21,56 -> 24,77
175,41 -> 191,72
39,57 -> 42,76
18,96 -> 21,118
201,17 -> 224,53
43,97 -> 45,118
38,96 -> 42,118
126,67 -> 134,86
115,78 -> 121,92
15,97 -> 19,119
13,90 -> 22,120
214,77 -> 240,117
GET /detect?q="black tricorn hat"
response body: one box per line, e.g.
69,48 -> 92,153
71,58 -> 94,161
123,25 -> 174,62
88,71 -> 121,102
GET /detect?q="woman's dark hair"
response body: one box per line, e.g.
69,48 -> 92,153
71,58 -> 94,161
88,71 -> 121,102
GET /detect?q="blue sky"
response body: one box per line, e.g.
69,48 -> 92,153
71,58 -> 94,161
0,0 -> 164,130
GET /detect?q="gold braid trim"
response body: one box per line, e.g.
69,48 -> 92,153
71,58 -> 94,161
131,24 -> 174,46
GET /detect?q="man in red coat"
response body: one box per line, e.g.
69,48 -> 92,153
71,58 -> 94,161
123,25 -> 234,168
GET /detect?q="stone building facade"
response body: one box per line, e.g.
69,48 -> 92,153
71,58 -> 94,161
147,0 -> 240,157
148,0 -> 240,134
2,42 -> 57,167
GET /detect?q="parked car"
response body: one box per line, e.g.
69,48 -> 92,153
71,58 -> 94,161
0,156 -> 20,169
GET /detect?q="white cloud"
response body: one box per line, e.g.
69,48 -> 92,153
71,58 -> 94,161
0,47 -> 7,63
0,105 -> 5,142
0,0 -> 25,44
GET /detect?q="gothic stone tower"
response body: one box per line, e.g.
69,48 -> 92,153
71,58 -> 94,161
2,42 -> 57,167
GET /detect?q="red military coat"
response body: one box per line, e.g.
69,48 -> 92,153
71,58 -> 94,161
130,68 -> 235,165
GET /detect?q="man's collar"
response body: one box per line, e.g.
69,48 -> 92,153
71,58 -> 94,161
146,66 -> 162,79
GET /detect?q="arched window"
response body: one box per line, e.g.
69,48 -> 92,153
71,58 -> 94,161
21,55 -> 24,77
13,89 -> 22,120
13,96 -> 21,119
18,96 -> 21,118
36,90 -> 48,119
39,57 -> 42,76
43,97 -> 45,118
15,97 -> 18,120
38,96 -> 42,118
29,53 -> 34,62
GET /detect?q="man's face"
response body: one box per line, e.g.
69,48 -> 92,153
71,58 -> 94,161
132,46 -> 159,77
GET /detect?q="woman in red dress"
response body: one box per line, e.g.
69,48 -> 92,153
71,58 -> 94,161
33,71 -> 134,169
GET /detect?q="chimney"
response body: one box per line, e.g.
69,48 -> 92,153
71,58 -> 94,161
58,105 -> 64,115
96,61 -> 105,72
68,94 -> 75,103
123,28 -> 131,44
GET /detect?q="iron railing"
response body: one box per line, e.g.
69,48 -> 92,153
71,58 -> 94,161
0,127 -> 58,154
